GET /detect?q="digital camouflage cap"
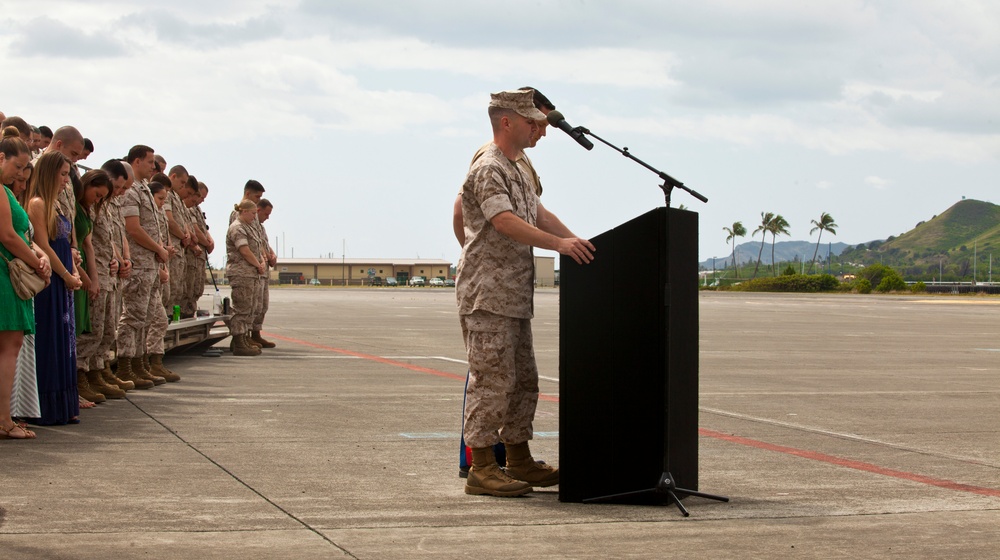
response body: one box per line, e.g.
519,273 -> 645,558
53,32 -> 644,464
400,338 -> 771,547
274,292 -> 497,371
489,89 -> 546,121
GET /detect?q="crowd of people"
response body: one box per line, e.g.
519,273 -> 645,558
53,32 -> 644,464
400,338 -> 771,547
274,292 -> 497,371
0,111 -> 277,441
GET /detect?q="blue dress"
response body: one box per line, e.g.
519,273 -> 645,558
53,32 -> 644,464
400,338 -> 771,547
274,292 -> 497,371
28,214 -> 79,426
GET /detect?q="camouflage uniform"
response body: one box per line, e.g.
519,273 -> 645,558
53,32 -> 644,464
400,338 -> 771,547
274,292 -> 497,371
184,203 -> 209,316
76,201 -> 117,370
118,181 -> 168,358
101,196 -> 128,362
226,218 -> 264,336
165,189 -> 190,313
457,142 -> 539,449
253,221 -> 272,332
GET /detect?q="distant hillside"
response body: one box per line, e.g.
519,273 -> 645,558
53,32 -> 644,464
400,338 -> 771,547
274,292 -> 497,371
704,240 -> 852,269
838,199 -> 1000,281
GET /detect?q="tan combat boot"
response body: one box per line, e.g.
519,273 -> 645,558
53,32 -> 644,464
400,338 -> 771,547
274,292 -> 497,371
102,362 -> 135,391
464,446 -> 532,497
115,357 -> 154,390
132,354 -> 167,385
250,330 -> 276,349
149,353 -> 180,382
504,441 -> 559,487
232,333 -> 261,356
77,369 -> 106,404
87,368 -> 126,399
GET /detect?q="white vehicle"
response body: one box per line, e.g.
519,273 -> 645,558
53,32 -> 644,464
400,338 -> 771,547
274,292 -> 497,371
428,277 -> 445,286
409,276 -> 425,286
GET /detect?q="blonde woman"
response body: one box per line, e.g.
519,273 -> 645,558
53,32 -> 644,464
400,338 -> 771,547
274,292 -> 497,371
226,200 -> 265,356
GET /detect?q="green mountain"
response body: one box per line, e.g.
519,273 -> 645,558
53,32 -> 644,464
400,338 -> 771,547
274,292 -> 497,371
838,199 -> 1000,281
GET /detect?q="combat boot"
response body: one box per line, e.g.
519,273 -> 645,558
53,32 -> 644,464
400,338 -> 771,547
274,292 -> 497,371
132,354 -> 167,385
77,369 -> 106,404
232,333 -> 261,356
102,362 -> 135,391
149,353 -> 181,382
250,330 -> 276,349
464,447 -> 531,497
504,441 -> 559,487
230,335 -> 261,352
87,368 -> 126,399
116,357 -> 154,390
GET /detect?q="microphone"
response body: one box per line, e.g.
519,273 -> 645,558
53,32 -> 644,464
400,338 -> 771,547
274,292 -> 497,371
546,110 -> 594,150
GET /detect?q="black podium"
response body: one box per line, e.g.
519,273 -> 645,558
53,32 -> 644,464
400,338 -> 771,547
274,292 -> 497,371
558,207 -> 700,504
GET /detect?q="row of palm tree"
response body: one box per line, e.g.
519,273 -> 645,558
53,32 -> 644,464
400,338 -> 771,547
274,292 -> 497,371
723,212 -> 838,279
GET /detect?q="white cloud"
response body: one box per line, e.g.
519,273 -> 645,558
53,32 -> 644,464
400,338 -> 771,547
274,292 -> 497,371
865,176 -> 891,190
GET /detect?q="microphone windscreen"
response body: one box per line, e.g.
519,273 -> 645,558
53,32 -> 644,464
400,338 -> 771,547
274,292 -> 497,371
546,110 -> 565,125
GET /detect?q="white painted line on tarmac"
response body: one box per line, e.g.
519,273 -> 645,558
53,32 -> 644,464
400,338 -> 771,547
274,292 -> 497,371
701,406 -> 997,468
382,356 -> 561,383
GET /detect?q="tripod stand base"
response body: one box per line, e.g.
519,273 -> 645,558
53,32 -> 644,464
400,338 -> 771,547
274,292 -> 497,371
582,472 -> 729,517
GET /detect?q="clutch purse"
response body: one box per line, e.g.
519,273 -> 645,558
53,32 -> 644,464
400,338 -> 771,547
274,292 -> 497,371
1,252 -> 46,300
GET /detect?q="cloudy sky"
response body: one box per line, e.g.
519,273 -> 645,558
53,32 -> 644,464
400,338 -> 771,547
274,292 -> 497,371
3,1 -> 998,267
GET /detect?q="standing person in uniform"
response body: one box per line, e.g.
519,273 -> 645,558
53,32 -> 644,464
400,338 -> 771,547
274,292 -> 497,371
250,198 -> 277,349
457,89 -> 595,497
163,166 -> 192,317
116,145 -> 169,388
226,200 -> 265,356
453,86 -> 555,477
183,181 -> 212,317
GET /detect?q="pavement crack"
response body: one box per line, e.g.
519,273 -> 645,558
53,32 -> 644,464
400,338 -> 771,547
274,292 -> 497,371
128,398 -> 360,559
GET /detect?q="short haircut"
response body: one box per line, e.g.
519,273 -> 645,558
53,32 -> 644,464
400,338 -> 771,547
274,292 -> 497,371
127,144 -> 154,164
52,125 -> 83,145
244,179 -> 265,193
101,159 -> 128,180
186,175 -> 198,190
153,154 -> 166,173
1,116 -> 32,139
197,181 -> 208,193
38,126 -> 53,139
257,198 -> 273,209
83,138 -> 94,151
150,172 -> 171,186
518,86 -> 555,111
169,164 -> 188,177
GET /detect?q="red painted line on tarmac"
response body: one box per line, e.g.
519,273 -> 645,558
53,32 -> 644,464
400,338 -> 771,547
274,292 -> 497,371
699,428 -> 1000,498
262,331 -> 559,402
268,332 -> 996,496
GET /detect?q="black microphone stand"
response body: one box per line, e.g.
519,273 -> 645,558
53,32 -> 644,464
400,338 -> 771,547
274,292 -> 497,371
576,127 -> 708,208
572,126 -> 726,517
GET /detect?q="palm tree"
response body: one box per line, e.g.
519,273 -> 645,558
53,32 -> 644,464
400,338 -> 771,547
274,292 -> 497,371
768,215 -> 790,276
809,212 -> 838,273
751,212 -> 774,279
723,222 -> 747,278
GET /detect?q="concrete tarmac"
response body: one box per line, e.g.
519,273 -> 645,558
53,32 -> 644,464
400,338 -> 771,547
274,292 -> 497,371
1,289 -> 998,559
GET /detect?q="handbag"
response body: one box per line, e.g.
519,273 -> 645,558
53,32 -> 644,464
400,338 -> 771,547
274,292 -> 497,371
0,251 -> 46,300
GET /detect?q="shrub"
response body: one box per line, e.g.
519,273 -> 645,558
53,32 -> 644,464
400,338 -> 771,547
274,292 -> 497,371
876,270 -> 907,292
911,281 -> 927,293
856,279 -> 872,294
724,274 -> 839,293
782,265 -> 797,276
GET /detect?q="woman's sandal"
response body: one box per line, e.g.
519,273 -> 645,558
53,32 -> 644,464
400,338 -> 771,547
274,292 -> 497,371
79,396 -> 96,410
0,422 -> 37,440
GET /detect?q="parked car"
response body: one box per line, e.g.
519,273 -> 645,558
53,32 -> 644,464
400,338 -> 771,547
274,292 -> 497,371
308,278 -> 321,285
444,278 -> 456,287
371,276 -> 383,286
409,276 -> 425,286
385,277 -> 398,286
429,277 -> 445,286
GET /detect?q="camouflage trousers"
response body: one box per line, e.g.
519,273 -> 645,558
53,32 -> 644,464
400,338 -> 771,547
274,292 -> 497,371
183,254 -> 207,316
118,268 -> 167,358
460,310 -> 539,449
167,248 -> 186,312
76,276 -> 117,371
229,276 -> 262,336
252,279 -> 269,331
